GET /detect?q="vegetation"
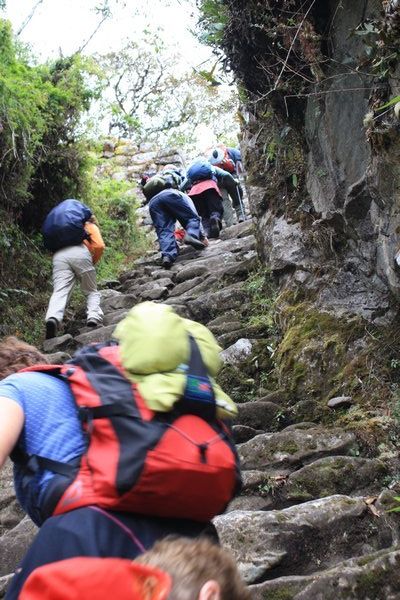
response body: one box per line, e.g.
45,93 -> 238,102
0,20 -> 100,224
87,175 -> 149,281
96,31 -> 238,151
217,268 -> 280,403
245,269 -> 278,334
0,19 -> 148,344
196,0 -> 229,47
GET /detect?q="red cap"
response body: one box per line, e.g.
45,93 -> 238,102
20,557 -> 172,600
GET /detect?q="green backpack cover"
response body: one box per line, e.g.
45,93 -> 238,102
143,174 -> 178,201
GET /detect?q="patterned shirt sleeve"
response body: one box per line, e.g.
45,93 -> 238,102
0,375 -> 25,410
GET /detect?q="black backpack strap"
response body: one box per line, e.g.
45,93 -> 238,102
67,343 -> 163,495
176,336 -> 216,420
11,447 -> 79,477
66,343 -> 141,420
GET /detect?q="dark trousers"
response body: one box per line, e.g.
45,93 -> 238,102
190,189 -> 223,237
5,506 -> 218,599
149,191 -> 202,261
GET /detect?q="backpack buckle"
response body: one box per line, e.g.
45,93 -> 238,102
78,406 -> 90,423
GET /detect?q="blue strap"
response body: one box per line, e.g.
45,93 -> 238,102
179,336 -> 216,420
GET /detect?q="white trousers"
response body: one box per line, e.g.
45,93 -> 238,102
221,188 -> 236,227
45,245 -> 103,324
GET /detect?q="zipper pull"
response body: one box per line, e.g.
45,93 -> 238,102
198,443 -> 209,464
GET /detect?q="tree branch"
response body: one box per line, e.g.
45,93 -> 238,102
17,0 -> 44,36
75,13 -> 109,54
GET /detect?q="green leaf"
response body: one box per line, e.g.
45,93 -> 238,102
376,95 -> 400,111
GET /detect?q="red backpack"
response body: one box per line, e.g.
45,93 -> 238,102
16,340 -> 241,524
20,557 -> 171,600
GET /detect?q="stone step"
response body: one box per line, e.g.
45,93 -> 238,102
188,281 -> 249,322
238,427 -> 358,475
75,324 -> 116,345
250,545 -> 400,599
214,495 -> 397,585
232,456 -> 389,512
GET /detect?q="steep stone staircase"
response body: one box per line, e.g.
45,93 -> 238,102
1,219 -> 400,598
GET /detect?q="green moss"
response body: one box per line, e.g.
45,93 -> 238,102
276,303 -> 364,402
280,441 -> 299,454
217,337 -> 280,404
262,588 -> 294,600
356,569 -> 388,595
244,269 -> 278,335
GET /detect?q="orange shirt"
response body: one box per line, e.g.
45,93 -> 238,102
84,222 -> 105,264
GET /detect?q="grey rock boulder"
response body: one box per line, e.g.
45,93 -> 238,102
268,216 -> 313,272
175,264 -> 210,283
101,292 -> 137,313
208,320 -> 243,337
327,395 -> 353,409
0,574 -> 13,598
237,401 -> 283,431
0,516 -> 37,576
232,425 -> 264,443
103,308 -> 129,326
75,324 -> 116,345
215,495 -> 393,584
44,351 -> 71,363
220,338 -> 253,365
251,546 -> 400,599
274,456 -> 388,508
238,427 -> 358,474
168,276 -> 205,298
42,334 -> 74,354
219,220 -> 254,240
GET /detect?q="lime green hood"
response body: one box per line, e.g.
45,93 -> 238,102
114,302 -> 237,419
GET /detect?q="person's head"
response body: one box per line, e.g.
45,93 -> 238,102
208,147 -> 225,166
135,537 -> 251,600
140,169 -> 157,188
0,336 -> 48,379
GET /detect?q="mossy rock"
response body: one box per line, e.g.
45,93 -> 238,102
283,456 -> 388,505
277,305 -> 364,397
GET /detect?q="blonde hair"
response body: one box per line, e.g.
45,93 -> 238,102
0,336 -> 48,379
135,537 -> 251,600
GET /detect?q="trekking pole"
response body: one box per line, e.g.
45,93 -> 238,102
236,179 -> 246,221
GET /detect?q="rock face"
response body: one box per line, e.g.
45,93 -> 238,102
213,0 -> 400,412
193,0 -> 400,595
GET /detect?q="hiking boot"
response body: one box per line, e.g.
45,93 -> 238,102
162,256 -> 174,270
209,216 -> 221,239
87,319 -> 101,328
183,233 -> 206,250
45,318 -> 58,340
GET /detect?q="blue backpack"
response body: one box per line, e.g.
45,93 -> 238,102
187,160 -> 214,183
42,199 -> 92,252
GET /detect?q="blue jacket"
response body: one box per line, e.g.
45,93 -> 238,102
227,147 -> 242,164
